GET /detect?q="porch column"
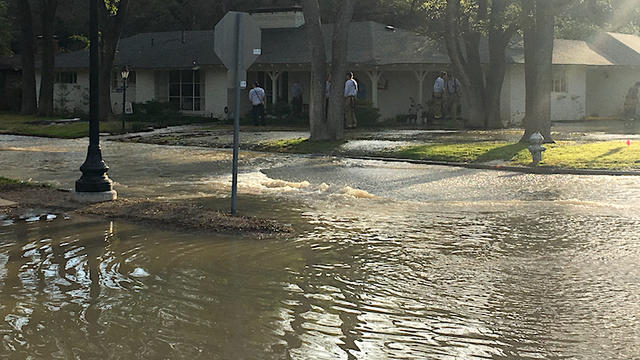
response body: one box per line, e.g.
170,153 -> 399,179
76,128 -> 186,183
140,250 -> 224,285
267,71 -> 281,106
414,70 -> 428,124
367,70 -> 383,108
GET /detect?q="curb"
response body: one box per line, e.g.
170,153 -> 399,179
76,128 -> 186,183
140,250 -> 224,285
347,155 -> 640,176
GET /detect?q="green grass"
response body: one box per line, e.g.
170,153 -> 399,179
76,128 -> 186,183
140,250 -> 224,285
393,140 -> 640,170
0,176 -> 49,188
394,142 -> 528,163
0,176 -> 22,186
511,141 -> 640,169
255,138 -> 344,154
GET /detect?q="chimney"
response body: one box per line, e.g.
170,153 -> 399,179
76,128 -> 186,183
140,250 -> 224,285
249,6 -> 305,29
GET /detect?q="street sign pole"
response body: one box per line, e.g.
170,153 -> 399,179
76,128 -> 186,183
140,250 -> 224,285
214,11 -> 261,216
231,12 -> 242,215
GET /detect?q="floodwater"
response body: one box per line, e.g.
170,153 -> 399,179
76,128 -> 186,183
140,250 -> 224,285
1,134 -> 640,359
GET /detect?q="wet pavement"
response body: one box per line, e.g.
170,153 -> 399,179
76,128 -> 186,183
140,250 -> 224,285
114,120 -> 640,158
1,134 -> 640,359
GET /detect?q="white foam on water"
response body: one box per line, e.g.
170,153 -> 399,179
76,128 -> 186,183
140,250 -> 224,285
130,268 -> 150,278
197,171 -> 378,201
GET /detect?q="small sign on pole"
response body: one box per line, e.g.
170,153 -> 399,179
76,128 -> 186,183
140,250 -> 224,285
214,12 -> 262,215
124,102 -> 133,114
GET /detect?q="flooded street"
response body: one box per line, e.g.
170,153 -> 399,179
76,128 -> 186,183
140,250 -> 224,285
1,134 -> 640,359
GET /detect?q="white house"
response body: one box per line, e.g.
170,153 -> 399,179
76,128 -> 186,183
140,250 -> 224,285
43,7 -> 640,125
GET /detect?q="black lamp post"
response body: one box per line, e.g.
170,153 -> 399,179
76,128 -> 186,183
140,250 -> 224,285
74,0 -> 115,200
121,66 -> 129,130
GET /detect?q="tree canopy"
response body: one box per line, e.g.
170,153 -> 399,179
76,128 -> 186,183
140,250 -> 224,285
0,0 -> 11,55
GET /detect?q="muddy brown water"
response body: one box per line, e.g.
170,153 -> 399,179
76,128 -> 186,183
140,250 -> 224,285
1,135 -> 640,359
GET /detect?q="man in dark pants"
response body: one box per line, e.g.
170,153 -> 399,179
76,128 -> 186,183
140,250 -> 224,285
249,82 -> 266,126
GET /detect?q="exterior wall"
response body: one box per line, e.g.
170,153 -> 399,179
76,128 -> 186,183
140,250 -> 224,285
499,66 -> 512,126
37,70 -> 91,114
504,64 -> 587,124
586,66 -> 640,118
551,66 -> 586,121
251,11 -> 305,29
505,65 -> 526,125
135,70 -> 155,103
205,67 -> 228,118
375,71 -> 420,120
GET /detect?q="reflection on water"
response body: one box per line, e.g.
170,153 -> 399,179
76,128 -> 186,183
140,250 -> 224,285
1,200 -> 639,359
1,135 -> 640,358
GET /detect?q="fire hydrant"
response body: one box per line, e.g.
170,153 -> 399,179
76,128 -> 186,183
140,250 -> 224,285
528,132 -> 546,165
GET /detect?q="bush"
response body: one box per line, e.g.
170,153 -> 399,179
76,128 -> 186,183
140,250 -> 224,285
132,101 -> 179,117
355,99 -> 381,127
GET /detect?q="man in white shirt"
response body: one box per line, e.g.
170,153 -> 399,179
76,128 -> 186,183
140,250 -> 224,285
249,82 -> 266,126
432,71 -> 447,120
344,72 -> 358,129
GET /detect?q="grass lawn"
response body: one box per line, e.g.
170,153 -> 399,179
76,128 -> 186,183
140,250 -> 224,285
255,138 -> 345,154
0,176 -> 22,186
0,176 -> 49,188
0,112 -> 212,139
394,140 -> 640,170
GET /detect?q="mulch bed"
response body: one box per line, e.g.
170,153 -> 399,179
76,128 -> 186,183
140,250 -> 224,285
0,183 -> 291,234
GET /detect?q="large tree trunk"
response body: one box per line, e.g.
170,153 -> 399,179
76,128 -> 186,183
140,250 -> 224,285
98,0 -> 130,122
18,0 -> 37,114
301,0 -> 329,140
444,0 -> 512,129
302,0 -> 356,141
37,0 -> 58,117
534,0 -> 554,142
327,0 -> 356,140
485,0 -> 511,129
520,0 -> 555,143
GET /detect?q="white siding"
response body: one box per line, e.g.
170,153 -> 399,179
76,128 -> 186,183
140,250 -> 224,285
506,65 -> 526,125
204,68 -> 228,118
500,67 -> 512,126
376,71 -> 420,120
550,66 -> 586,121
135,70 -> 155,103
586,67 -> 640,118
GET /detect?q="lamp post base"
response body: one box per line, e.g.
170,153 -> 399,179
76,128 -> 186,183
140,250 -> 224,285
72,190 -> 117,203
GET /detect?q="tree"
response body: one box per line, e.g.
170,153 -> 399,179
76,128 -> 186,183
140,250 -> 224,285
519,0 -> 556,143
302,0 -> 357,141
439,0 -> 517,128
37,0 -> 58,117
0,0 -> 11,55
16,0 -> 37,114
98,0 -> 130,121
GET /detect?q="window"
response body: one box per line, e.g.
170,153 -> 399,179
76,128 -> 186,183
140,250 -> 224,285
54,72 -> 77,84
169,70 -> 202,111
111,70 -> 136,89
552,70 -> 567,93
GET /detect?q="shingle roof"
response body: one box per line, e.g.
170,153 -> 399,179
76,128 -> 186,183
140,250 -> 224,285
507,39 -> 615,66
589,32 -> 640,66
53,23 -> 640,69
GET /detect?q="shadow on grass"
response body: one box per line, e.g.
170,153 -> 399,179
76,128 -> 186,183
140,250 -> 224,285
475,143 -> 527,163
595,147 -> 623,159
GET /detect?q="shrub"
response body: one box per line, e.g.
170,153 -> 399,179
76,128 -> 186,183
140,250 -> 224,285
132,101 -> 179,116
355,99 -> 381,127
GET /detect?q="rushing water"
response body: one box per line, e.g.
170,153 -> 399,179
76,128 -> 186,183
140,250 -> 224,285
1,135 -> 640,359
